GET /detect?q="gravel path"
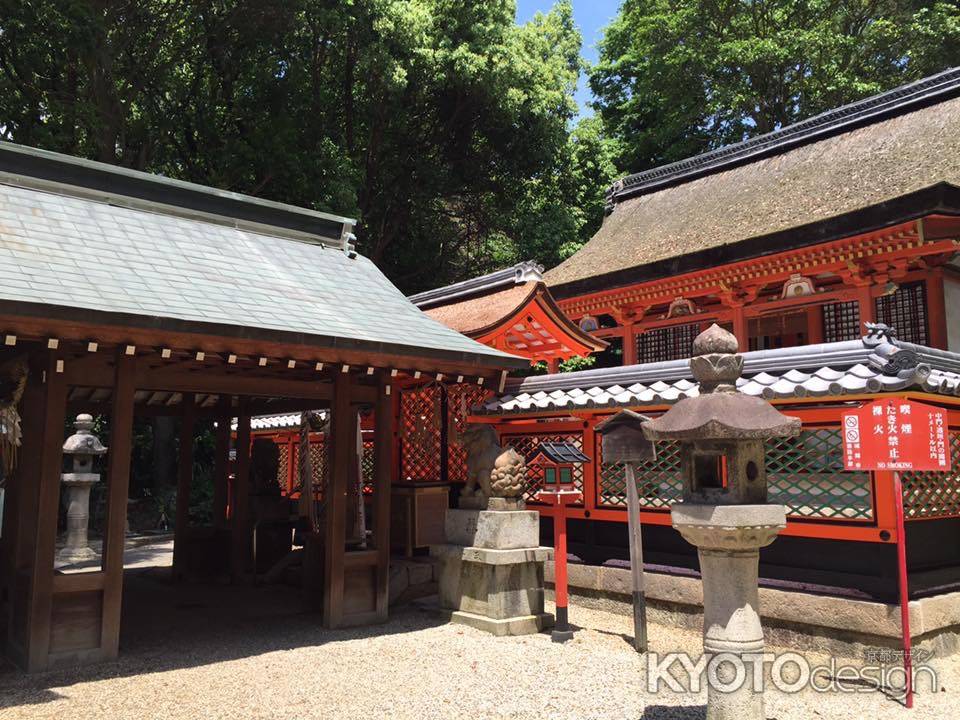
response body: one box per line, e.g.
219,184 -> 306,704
1,564 -> 956,719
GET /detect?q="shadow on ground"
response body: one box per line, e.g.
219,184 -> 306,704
642,704 -> 706,719
0,564 -> 446,710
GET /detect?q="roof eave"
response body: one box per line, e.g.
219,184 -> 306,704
0,299 -> 530,373
606,67 -> 960,206
550,182 -> 960,299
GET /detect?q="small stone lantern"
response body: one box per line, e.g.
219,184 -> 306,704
642,325 -> 800,720
58,414 -> 108,564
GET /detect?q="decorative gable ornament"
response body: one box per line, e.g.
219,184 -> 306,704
781,273 -> 816,298
666,297 -> 696,318
578,314 -> 600,333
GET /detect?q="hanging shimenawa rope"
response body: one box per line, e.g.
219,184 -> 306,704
0,357 -> 28,480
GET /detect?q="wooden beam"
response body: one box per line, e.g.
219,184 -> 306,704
213,396 -> 231,530
63,358 -> 377,405
24,351 -> 68,672
136,366 -> 338,401
99,350 -> 136,660
323,372 -> 352,628
0,313 -> 515,382
172,393 -> 196,581
231,406 -> 252,579
374,373 -> 394,621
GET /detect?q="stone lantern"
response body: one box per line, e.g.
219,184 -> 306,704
58,414 -> 108,564
642,324 -> 800,720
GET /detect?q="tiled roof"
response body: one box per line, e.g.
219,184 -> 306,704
248,414 -> 307,431
534,440 -> 591,464
0,147 -> 526,369
477,326 -> 960,416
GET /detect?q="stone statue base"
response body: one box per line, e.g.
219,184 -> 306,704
431,504 -> 553,636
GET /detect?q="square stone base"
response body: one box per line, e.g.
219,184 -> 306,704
451,610 -> 554,637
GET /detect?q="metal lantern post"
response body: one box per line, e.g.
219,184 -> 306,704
596,409 -> 656,653
534,441 -> 589,643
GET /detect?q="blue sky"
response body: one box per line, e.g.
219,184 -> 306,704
515,0 -> 622,115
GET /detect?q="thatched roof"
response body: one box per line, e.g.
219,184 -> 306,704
421,282 -> 534,335
546,68 -> 960,295
410,262 -> 606,359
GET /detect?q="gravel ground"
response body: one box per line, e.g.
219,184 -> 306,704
1,553 -> 957,719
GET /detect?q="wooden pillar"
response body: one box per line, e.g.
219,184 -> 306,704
231,405 -> 252,579
621,324 -> 637,366
323,372 -> 351,628
172,393 -> 196,581
927,270 -> 947,349
24,351 -> 67,672
806,305 -> 824,345
856,283 -> 875,331
732,305 -> 748,351
99,350 -> 136,660
212,396 -> 231,529
374,373 -> 395,621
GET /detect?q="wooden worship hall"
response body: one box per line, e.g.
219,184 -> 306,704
0,142 -> 526,672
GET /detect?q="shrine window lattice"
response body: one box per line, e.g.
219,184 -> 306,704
636,323 -> 700,364
400,383 -> 490,484
822,301 -> 861,343
875,280 -> 928,345
901,432 -> 960,519
597,429 -> 875,520
500,432 -> 586,504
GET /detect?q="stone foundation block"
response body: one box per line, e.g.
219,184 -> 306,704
451,610 -> 554,636
445,508 -> 540,549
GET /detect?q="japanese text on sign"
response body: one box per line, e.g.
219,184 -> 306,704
842,399 -> 950,472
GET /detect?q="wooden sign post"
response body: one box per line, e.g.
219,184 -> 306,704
624,463 -> 648,652
596,409 -> 656,654
841,397 -> 951,710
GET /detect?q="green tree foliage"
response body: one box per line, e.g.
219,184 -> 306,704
591,0 -> 960,172
0,0 -> 589,292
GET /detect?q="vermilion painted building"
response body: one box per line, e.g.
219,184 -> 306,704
477,68 -> 960,606
258,71 -> 960,624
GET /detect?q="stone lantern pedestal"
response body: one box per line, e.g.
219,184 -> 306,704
58,474 -> 101,563
57,414 -> 107,565
671,504 -> 786,719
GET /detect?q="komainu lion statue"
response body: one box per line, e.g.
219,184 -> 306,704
458,424 -> 526,501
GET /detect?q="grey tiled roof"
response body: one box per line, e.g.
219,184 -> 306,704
0,180 -> 524,368
478,326 -> 960,416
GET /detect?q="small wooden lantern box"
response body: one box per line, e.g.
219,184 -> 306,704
596,409 -> 656,464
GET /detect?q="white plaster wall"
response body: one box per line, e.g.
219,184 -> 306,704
944,274 -> 960,352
